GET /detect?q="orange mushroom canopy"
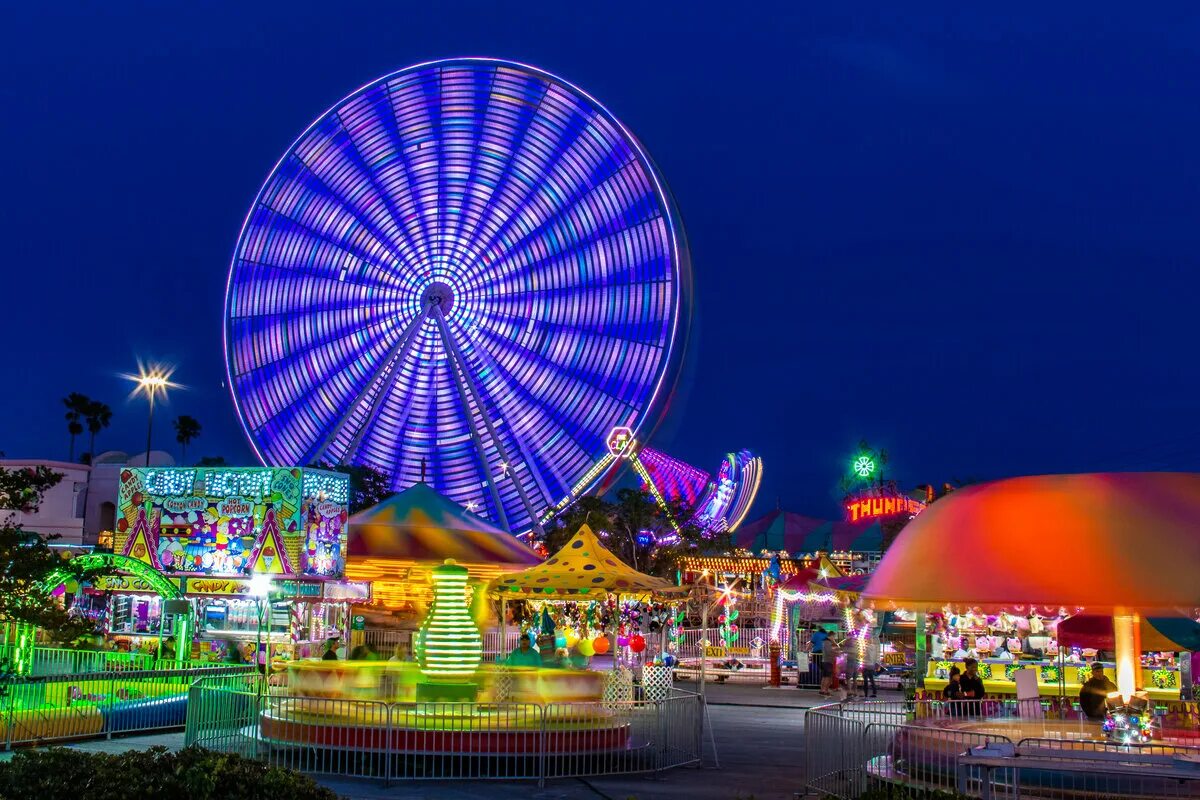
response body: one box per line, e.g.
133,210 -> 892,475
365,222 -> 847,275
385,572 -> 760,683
860,473 -> 1200,615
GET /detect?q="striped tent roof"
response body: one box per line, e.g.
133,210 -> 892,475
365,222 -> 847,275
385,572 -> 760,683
347,482 -> 540,565
736,510 -> 883,554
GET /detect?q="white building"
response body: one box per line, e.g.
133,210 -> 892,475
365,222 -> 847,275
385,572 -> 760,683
1,451 -> 175,547
0,459 -> 90,545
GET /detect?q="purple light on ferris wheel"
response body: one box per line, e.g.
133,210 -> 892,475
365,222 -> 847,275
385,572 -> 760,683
637,446 -> 711,509
223,58 -> 689,536
634,446 -> 763,533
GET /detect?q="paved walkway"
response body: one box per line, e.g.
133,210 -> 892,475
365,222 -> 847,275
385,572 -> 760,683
44,683 -> 838,799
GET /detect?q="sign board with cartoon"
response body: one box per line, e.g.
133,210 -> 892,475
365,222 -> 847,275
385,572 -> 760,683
114,467 -> 349,580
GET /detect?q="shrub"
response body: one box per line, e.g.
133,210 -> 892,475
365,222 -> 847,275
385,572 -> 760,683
0,746 -> 338,800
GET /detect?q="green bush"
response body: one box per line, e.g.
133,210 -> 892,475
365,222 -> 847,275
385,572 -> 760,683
0,746 -> 338,800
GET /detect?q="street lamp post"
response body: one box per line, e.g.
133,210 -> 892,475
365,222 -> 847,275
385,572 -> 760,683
249,573 -> 273,691
128,365 -> 176,466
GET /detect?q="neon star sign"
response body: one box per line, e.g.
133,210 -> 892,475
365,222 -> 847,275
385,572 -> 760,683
852,456 -> 876,479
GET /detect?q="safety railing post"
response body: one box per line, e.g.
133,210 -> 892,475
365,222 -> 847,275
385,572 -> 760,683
695,693 -> 704,767
537,702 -> 547,788
106,670 -> 115,739
383,702 -> 393,787
3,676 -> 14,752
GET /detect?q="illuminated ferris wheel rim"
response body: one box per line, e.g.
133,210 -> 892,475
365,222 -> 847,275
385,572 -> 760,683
222,57 -> 689,534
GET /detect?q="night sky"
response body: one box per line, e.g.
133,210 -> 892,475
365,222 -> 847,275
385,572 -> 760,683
3,3 -> 1198,519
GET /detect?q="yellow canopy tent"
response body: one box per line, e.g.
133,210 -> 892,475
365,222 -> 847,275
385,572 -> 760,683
486,524 -> 680,600
486,525 -> 684,666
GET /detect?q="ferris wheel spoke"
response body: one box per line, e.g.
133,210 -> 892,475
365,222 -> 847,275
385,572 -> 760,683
466,161 -> 662,296
244,313 -> 407,463
462,320 -> 637,459
434,308 -> 546,533
305,301 -> 435,465
447,324 -> 570,503
334,87 -> 443,272
296,98 -> 440,273
335,304 -> 435,463
436,321 -> 512,532
259,156 -> 418,287
470,300 -> 669,409
235,206 -> 409,296
454,96 -> 649,291
449,78 -> 594,286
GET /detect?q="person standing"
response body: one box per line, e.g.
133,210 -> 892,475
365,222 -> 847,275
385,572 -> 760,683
819,634 -> 837,697
1079,662 -> 1118,720
322,637 -> 340,661
862,634 -> 880,698
959,657 -> 986,715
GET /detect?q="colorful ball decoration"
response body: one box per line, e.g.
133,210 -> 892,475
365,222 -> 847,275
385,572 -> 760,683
554,633 -> 567,649
662,653 -> 677,667
577,638 -> 595,657
592,636 -> 611,655
565,632 -> 580,648
629,634 -> 646,653
617,634 -> 630,647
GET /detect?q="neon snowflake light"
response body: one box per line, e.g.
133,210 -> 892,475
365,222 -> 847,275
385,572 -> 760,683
852,456 -> 876,479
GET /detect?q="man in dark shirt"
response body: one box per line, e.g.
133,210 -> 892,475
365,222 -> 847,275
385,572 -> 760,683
959,658 -> 986,715
1079,663 -> 1118,720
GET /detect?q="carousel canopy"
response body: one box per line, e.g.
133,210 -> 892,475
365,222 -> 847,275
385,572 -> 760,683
861,473 -> 1200,614
487,524 -> 679,599
347,482 -> 540,565
737,510 -> 883,554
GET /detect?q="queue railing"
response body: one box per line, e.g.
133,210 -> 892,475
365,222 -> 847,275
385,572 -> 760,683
186,677 -> 706,786
806,698 -> 1200,799
1,665 -> 257,750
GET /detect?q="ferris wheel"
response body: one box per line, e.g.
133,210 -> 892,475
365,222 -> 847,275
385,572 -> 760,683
224,58 -> 689,535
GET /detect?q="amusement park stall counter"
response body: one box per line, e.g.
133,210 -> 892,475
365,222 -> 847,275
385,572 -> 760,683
104,465 -> 364,662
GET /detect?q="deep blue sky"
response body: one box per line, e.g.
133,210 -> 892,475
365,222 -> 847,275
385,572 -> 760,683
3,3 -> 1199,519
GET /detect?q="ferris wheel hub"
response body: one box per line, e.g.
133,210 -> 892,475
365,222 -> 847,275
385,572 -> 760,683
422,281 -> 455,314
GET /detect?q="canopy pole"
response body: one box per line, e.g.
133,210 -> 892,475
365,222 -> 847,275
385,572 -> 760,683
699,587 -> 708,700
610,593 -> 619,672
1113,611 -> 1143,702
915,612 -> 927,689
500,597 -> 507,664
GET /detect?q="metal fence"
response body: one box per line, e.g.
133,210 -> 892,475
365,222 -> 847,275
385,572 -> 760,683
1,665 -> 257,749
186,677 -> 704,786
806,699 -> 1200,799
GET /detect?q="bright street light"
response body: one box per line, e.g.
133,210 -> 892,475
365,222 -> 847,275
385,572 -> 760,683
248,572 -> 273,598
124,362 -> 180,466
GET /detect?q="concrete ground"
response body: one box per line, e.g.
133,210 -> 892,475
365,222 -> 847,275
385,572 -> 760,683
47,683 -> 884,799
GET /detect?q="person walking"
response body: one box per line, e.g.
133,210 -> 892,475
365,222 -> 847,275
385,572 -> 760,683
819,633 -> 837,697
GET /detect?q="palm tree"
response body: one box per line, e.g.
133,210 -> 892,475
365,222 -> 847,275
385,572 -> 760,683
62,393 -> 89,462
83,399 -> 112,463
173,415 -> 202,465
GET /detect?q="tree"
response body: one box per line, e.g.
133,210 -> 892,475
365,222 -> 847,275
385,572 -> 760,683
540,488 -> 732,580
0,463 -> 106,643
172,415 -> 202,465
311,462 -> 395,513
62,393 -> 89,462
83,399 -> 112,463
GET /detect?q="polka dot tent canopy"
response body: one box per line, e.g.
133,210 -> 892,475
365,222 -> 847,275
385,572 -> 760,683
861,473 -> 1200,614
487,524 -> 679,599
224,58 -> 688,536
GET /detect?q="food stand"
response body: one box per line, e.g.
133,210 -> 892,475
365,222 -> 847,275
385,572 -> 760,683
108,466 -> 363,663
